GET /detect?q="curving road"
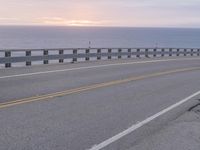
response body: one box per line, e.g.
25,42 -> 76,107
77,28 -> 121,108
0,57 -> 200,150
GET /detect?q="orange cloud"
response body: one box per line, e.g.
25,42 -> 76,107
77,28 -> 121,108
38,17 -> 108,26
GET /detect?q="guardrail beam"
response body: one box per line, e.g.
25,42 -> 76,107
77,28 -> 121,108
0,47 -> 199,68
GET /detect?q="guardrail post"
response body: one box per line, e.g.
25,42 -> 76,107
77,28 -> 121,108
128,49 -> 131,58
73,49 -> 77,62
43,50 -> 49,64
177,49 -> 180,56
194,49 -> 197,56
59,50 -> 64,63
169,48 -> 172,56
85,49 -> 90,61
161,49 -> 165,57
26,51 -> 31,66
5,51 -> 11,68
108,49 -> 112,59
153,49 -> 157,57
97,49 -> 101,60
184,49 -> 187,56
118,49 -> 122,59
191,49 -> 193,56
145,49 -> 149,58
137,49 -> 140,58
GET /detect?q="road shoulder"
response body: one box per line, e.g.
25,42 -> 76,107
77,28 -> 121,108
129,104 -> 200,150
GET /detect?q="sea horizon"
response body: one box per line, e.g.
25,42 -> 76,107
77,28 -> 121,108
0,26 -> 200,49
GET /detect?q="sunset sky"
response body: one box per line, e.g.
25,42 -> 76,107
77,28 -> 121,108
0,0 -> 200,27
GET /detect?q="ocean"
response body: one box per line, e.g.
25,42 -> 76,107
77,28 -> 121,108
0,26 -> 200,49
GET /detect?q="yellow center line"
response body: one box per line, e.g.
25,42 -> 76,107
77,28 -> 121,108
0,67 -> 200,109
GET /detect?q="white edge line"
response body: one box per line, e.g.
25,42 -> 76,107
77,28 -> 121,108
0,57 -> 200,79
88,90 -> 200,150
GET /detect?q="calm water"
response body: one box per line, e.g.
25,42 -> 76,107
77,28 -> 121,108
0,26 -> 200,49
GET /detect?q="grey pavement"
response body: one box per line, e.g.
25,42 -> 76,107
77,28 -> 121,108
0,57 -> 200,150
129,105 -> 200,150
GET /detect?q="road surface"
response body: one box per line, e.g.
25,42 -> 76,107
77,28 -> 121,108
0,57 -> 200,150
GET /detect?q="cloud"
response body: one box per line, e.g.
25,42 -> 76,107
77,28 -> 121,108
37,17 -> 109,26
0,0 -> 200,27
0,18 -> 20,21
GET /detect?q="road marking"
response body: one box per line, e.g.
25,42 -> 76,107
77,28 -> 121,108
0,67 -> 200,109
0,57 -> 200,79
88,90 -> 200,150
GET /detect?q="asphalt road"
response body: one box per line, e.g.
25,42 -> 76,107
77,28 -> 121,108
0,57 -> 200,150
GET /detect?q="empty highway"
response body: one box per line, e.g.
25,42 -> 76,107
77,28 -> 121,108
0,57 -> 200,150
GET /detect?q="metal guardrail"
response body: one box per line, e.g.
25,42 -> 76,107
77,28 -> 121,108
0,48 -> 200,68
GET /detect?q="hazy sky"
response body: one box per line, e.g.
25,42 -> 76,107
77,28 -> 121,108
0,0 -> 200,27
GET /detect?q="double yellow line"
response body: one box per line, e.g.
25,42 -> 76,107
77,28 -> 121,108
0,67 -> 200,109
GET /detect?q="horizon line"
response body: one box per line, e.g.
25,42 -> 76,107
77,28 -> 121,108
0,24 -> 200,29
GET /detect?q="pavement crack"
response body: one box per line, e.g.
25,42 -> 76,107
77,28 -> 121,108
188,100 -> 200,112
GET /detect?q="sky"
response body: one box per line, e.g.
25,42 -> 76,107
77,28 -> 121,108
0,0 -> 200,27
